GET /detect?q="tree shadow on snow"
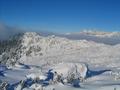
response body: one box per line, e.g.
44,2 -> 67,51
18,63 -> 30,69
86,69 -> 111,78
0,71 -> 5,77
0,65 -> 8,77
45,69 -> 54,81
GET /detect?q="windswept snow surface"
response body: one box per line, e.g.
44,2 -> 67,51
0,32 -> 120,90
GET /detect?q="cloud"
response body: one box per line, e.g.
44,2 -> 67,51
0,23 -> 24,40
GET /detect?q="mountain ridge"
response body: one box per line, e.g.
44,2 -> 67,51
0,32 -> 120,66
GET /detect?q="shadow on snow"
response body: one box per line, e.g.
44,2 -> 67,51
86,69 -> 111,78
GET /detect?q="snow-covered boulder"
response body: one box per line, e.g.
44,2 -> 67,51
26,73 -> 47,80
52,63 -> 88,80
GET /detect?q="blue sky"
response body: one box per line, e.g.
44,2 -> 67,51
0,0 -> 120,33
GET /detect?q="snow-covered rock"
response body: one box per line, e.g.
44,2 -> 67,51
14,80 -> 24,90
52,63 -> 88,79
29,83 -> 43,90
26,73 -> 47,80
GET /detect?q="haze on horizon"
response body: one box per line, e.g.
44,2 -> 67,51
0,0 -> 120,33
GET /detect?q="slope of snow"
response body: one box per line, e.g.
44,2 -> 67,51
0,31 -> 119,67
0,32 -> 120,90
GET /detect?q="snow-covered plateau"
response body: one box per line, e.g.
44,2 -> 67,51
0,32 -> 120,90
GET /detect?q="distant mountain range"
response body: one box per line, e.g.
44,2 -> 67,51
0,23 -> 120,45
62,31 -> 120,45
